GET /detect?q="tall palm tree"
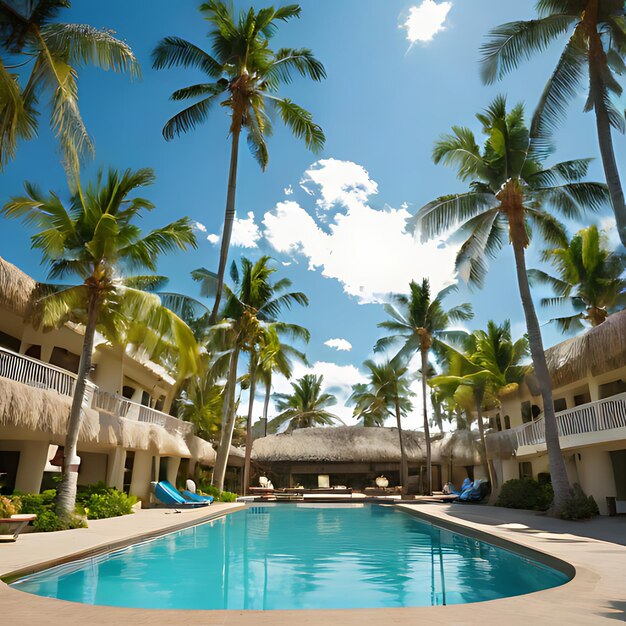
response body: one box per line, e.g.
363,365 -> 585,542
0,0 -> 139,173
480,0 -> 626,246
152,1 -> 325,323
258,325 -> 308,437
348,383 -> 388,427
358,359 -> 414,492
272,374 -> 340,432
410,97 -> 609,510
529,224 -> 626,331
193,255 -> 309,491
2,167 -> 199,516
374,279 -> 473,495
431,321 -> 531,494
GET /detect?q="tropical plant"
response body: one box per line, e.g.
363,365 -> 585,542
528,224 -> 626,331
2,167 -> 200,517
272,374 -> 341,432
0,0 -> 139,173
258,324 -> 308,437
152,1 -> 326,322
348,383 -> 389,427
192,255 -> 309,491
374,278 -> 473,495
430,321 -> 531,494
356,359 -> 414,492
410,96 -> 609,510
480,0 -> 626,246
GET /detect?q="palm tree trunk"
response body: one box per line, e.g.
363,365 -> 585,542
586,10 -> 626,246
421,349 -> 433,496
394,399 -> 409,496
56,290 -> 99,518
212,345 -> 241,491
209,126 -> 242,324
262,372 -> 272,437
511,241 -> 570,511
474,395 -> 496,501
242,357 -> 258,495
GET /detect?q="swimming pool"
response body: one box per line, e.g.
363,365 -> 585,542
11,504 -> 569,610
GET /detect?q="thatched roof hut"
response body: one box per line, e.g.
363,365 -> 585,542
253,426 -> 430,463
438,430 -> 482,465
0,256 -> 36,317
545,309 -> 626,388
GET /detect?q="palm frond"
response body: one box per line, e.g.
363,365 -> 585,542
151,36 -> 222,77
271,97 -> 325,152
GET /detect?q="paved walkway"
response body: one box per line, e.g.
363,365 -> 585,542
0,502 -> 624,625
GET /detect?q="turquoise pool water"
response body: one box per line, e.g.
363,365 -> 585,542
11,504 -> 569,610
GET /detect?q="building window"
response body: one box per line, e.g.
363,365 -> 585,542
599,380 -> 626,400
553,397 -> 567,413
0,331 -> 21,352
519,462 -> 533,479
504,415 -> 511,429
521,401 -> 532,423
122,385 -> 135,399
49,347 -> 80,373
495,414 -> 502,431
574,391 -> 591,406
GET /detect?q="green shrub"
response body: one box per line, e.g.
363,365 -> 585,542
197,483 -> 238,502
15,490 -> 56,517
85,490 -> 137,520
0,495 -> 20,517
558,484 -> 599,520
495,478 -> 554,511
33,510 -> 86,532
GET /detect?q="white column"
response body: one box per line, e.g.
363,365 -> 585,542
166,457 -> 181,486
106,448 -> 126,491
129,451 -> 154,505
14,441 -> 49,494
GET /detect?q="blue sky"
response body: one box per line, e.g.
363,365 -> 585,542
1,1 -> 621,426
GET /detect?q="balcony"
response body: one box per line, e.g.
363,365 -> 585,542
513,393 -> 626,453
0,346 -> 192,438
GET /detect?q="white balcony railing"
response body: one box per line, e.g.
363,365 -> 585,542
93,390 -> 194,436
516,393 -> 626,448
0,346 -> 95,404
0,346 -> 192,437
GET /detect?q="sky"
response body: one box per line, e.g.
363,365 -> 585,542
0,0 -> 622,430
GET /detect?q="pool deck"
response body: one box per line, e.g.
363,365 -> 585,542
1,502 -> 624,625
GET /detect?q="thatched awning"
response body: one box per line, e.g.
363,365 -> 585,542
188,436 -> 217,465
545,309 -> 626,388
252,426 -> 430,463
0,256 -> 37,317
437,430 -> 482,465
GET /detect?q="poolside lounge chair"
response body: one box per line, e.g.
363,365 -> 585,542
0,514 -> 36,541
153,481 -> 209,508
458,478 -> 488,502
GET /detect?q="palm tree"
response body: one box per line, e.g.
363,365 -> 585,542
358,359 -> 414,492
410,97 -> 609,509
272,374 -> 340,432
2,167 -> 199,516
374,279 -> 473,495
193,255 -> 309,491
0,0 -> 139,173
347,383 -> 388,427
528,224 -> 626,331
152,1 -> 325,322
258,325 -> 308,437
480,0 -> 626,246
431,321 -> 531,494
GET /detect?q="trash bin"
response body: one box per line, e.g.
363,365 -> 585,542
606,496 -> 617,516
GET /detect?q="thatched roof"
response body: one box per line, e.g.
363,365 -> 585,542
187,436 -> 217,465
0,256 -> 36,317
545,309 -> 626,388
253,426 -> 430,463
438,430 -> 482,465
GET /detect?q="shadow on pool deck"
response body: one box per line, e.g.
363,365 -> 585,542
440,503 -> 626,546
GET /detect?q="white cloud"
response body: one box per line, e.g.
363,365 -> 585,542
193,221 -> 207,232
207,211 -> 261,249
402,0 -> 452,44
284,185 -> 294,196
324,338 -> 353,352
599,216 -> 621,250
263,159 -> 459,304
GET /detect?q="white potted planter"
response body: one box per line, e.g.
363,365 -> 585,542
375,476 -> 389,488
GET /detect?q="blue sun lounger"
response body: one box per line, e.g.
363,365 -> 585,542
153,481 -> 209,507
181,490 -> 214,504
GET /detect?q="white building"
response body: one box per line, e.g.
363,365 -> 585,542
486,309 -> 626,515
0,256 -> 217,504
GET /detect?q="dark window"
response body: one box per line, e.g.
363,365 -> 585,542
521,401 -> 532,423
154,395 -> 165,412
574,391 -> 592,406
519,462 -> 533,479
553,397 -> 567,412
0,451 -> 20,495
49,347 -> 80,373
0,330 -> 20,352
24,344 -> 41,360
123,451 -> 134,492
489,417 -> 496,430
504,415 -> 511,429
599,380 -> 626,400
141,391 -> 151,407
122,385 -> 135,399
496,415 -> 502,431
